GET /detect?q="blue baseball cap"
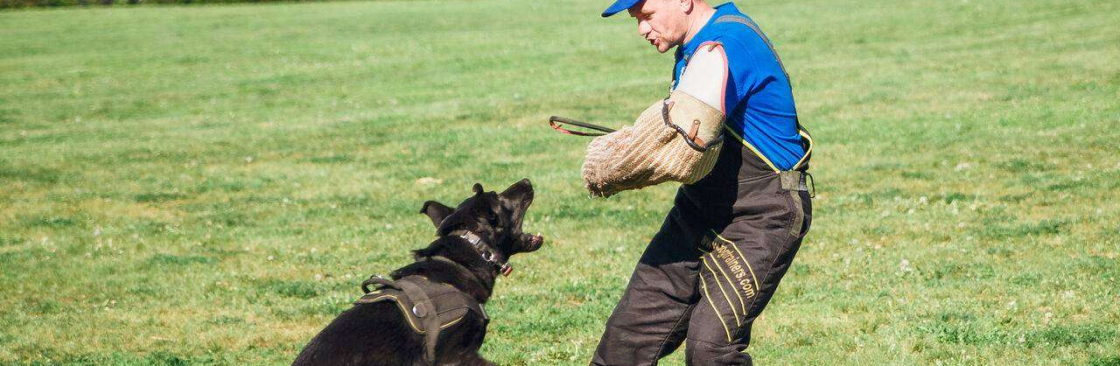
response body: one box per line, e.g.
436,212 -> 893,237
601,0 -> 641,17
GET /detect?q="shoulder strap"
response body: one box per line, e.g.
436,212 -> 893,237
355,275 -> 489,365
713,15 -> 790,87
428,289 -> 489,324
356,276 -> 441,366
397,279 -> 440,365
714,14 -> 814,171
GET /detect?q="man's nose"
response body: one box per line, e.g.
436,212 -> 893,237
637,21 -> 651,38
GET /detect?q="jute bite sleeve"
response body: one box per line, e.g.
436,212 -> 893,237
582,91 -> 725,197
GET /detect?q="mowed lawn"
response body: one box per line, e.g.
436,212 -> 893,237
1,0 -> 1118,364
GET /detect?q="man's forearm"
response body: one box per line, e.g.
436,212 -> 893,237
581,91 -> 725,197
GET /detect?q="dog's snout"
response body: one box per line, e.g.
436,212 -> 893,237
522,232 -> 545,252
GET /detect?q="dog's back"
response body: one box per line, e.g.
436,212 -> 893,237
292,302 -> 422,366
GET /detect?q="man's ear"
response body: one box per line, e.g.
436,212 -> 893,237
420,200 -> 454,228
679,0 -> 693,13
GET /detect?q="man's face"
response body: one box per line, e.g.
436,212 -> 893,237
628,0 -> 690,53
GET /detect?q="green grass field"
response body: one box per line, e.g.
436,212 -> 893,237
2,0 -> 1119,364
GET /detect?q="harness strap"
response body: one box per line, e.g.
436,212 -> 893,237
360,276 -> 440,365
424,256 -> 490,322
403,280 -> 440,365
714,15 -> 789,83
714,14 -> 814,172
357,276 -> 488,328
356,271 -> 492,365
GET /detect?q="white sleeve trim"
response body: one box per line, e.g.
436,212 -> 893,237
676,43 -> 729,114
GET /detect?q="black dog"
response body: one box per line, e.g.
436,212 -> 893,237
292,179 -> 544,366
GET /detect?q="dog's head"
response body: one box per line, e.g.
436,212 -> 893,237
418,179 -> 544,267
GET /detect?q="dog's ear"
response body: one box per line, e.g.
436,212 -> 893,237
420,200 -> 454,228
473,183 -> 485,195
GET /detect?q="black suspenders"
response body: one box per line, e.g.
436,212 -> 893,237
714,15 -> 791,84
714,14 -> 814,172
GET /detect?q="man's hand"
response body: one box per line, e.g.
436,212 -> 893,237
582,127 -> 635,197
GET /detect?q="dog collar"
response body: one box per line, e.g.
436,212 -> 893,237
449,230 -> 513,277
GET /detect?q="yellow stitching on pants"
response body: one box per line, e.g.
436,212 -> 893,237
699,274 -> 733,343
713,231 -> 760,302
707,251 -> 747,316
709,233 -> 758,305
702,256 -> 741,326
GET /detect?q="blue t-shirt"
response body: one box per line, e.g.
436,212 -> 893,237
671,3 -> 804,171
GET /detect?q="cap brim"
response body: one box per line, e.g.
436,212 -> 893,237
601,0 -> 640,17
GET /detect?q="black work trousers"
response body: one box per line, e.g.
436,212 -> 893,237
590,142 -> 813,366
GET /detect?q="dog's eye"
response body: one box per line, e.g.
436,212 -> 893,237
487,212 -> 499,225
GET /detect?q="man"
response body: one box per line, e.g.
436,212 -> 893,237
581,0 -> 814,365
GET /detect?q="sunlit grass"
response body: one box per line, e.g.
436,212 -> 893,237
1,0 -> 1118,364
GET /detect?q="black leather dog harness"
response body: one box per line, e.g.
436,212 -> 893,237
355,258 -> 488,365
